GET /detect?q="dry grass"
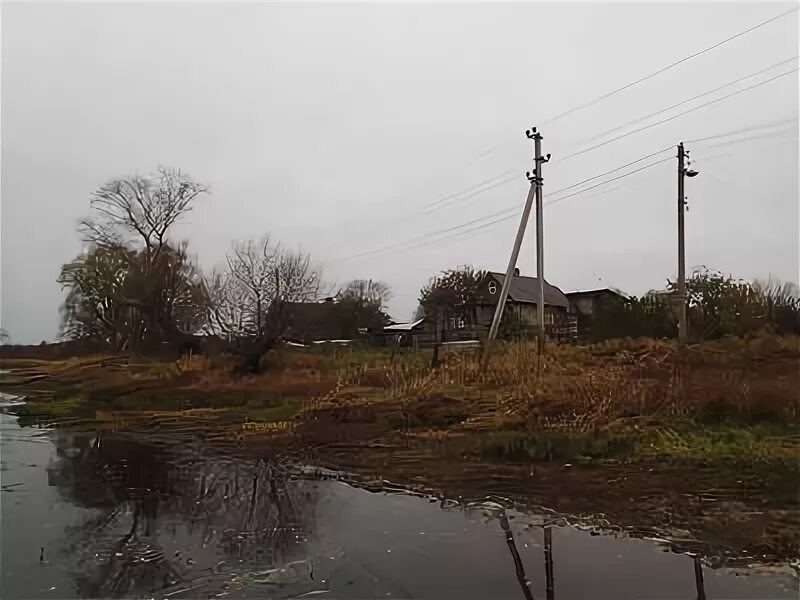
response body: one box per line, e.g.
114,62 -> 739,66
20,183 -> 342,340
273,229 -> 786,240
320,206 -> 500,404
4,334 -> 797,439
313,334 -> 800,434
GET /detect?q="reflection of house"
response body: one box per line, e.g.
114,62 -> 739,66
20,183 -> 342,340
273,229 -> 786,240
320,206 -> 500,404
420,270 -> 575,345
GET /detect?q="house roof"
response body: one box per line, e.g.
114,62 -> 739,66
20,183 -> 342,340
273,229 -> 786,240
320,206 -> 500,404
489,272 -> 570,308
565,287 -> 629,300
384,318 -> 425,332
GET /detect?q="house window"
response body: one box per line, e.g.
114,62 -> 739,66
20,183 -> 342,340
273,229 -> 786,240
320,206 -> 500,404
449,316 -> 466,329
488,281 -> 498,295
544,311 -> 555,325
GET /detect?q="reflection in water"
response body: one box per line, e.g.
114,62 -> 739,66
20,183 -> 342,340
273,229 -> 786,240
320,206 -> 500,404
47,428 -> 318,598
544,526 -> 555,600
2,413 -> 797,600
694,554 -> 706,600
499,507 -> 534,600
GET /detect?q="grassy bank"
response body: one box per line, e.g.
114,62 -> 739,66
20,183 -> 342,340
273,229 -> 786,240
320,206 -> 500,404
2,334 -> 798,468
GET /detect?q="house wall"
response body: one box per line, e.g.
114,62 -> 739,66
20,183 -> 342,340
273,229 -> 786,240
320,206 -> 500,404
438,302 -> 570,341
568,292 -> 630,340
569,296 -> 596,317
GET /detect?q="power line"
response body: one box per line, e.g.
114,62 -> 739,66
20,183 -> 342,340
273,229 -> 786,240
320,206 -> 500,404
332,109 -> 795,268
332,204 -> 520,263
430,145 -> 673,214
541,6 -> 798,126
334,150 -> 676,263
425,170 -> 520,212
691,151 -> 737,163
346,211 -> 523,264
546,157 -> 673,207
558,67 -> 798,163
685,115 -> 798,143
328,142 -> 506,238
697,127 -> 797,150
426,173 -> 525,213
581,56 -> 798,143
547,146 -> 672,196
329,73 -> 793,244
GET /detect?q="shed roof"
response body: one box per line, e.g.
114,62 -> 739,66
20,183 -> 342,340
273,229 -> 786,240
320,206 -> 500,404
489,272 -> 570,308
565,287 -> 630,300
384,318 -> 425,332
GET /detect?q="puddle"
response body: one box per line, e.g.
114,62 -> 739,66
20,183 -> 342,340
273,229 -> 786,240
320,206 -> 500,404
0,413 -> 797,599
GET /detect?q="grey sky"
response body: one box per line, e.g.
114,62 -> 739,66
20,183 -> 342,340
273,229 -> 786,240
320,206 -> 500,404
2,2 -> 798,344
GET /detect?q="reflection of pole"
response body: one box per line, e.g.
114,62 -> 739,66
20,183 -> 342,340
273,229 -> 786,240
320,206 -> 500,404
693,555 -> 706,600
544,527 -> 555,600
500,511 -> 535,600
694,555 -> 706,600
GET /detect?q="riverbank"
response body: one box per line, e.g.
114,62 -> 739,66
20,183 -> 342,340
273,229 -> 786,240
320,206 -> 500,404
2,334 -> 798,470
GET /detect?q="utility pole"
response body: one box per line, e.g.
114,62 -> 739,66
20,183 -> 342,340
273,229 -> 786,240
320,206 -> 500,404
677,142 -> 691,345
481,127 -> 545,371
534,130 -> 548,355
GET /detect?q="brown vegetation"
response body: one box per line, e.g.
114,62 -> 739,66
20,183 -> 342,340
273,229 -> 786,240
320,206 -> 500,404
5,334 -> 798,460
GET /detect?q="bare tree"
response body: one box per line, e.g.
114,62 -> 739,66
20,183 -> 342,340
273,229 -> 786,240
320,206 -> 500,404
206,237 -> 321,373
339,279 -> 392,308
334,279 -> 393,334
79,167 -> 207,267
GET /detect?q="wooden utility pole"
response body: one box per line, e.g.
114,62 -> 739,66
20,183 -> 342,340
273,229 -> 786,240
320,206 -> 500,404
481,127 -> 544,371
677,142 -> 688,345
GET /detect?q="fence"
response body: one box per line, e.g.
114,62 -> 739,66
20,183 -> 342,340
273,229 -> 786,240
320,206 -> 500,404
409,318 -> 578,349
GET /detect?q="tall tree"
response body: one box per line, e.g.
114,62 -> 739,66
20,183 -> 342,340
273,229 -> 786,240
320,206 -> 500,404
419,265 -> 487,365
675,267 -> 800,339
58,242 -> 207,350
340,279 -> 392,308
59,167 -> 209,351
335,279 -> 392,335
58,244 -> 137,346
79,167 -> 207,260
419,266 -> 488,330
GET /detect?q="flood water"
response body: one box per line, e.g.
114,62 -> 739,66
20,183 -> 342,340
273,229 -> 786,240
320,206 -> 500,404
1,411 -> 797,599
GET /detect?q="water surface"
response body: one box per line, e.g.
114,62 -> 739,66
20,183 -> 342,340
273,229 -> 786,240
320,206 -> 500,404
1,413 -> 796,599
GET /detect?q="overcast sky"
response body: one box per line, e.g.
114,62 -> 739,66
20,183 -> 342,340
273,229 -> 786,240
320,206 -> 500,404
2,1 -> 798,344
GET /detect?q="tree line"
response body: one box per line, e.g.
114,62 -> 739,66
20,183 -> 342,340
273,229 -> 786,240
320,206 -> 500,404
416,264 -> 800,342
55,167 -> 799,369
57,167 -> 391,372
